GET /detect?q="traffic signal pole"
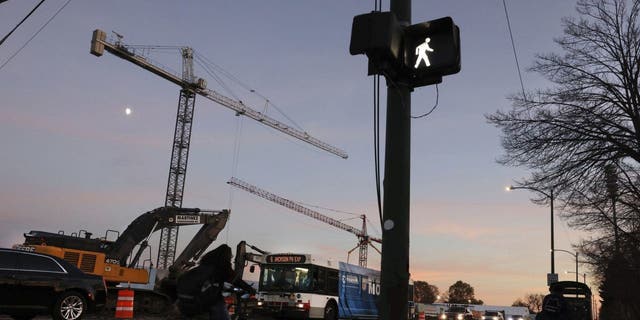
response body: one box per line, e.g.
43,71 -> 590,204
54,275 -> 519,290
349,2 -> 459,318
379,1 -> 411,319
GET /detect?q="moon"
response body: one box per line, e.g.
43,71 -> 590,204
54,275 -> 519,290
125,107 -> 132,116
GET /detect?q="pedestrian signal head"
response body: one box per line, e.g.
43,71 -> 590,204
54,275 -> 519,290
350,13 -> 461,88
403,17 -> 461,87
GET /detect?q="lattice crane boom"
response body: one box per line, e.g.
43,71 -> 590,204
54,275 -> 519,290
90,29 -> 348,269
90,29 -> 348,159
227,177 -> 380,267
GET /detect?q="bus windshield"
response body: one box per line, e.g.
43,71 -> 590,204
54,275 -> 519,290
260,265 -> 313,292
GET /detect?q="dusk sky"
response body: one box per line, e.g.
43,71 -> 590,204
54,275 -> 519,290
1,1 -> 592,305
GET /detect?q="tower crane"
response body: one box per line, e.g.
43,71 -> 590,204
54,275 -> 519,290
227,177 -> 380,267
90,29 -> 348,269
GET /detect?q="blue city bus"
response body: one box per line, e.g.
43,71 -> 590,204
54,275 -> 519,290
255,253 -> 414,319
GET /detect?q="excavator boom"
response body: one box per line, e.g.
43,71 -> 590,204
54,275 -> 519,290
22,206 -> 229,283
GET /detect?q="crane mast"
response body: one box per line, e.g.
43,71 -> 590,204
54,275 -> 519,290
159,48 -> 197,269
90,29 -> 348,269
227,177 -> 380,267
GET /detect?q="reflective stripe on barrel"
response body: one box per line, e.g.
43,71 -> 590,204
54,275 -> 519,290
115,289 -> 134,319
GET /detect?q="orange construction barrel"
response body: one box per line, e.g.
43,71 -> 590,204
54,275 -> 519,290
115,289 -> 134,319
225,295 -> 235,316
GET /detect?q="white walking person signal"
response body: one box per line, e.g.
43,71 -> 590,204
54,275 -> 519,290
414,37 -> 434,69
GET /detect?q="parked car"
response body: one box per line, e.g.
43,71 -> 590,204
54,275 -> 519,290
0,248 -> 107,320
441,305 -> 474,320
483,310 -> 505,320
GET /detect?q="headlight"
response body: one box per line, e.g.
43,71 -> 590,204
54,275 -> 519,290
296,303 -> 305,309
493,317 -> 498,320
457,315 -> 463,320
257,301 -> 263,306
440,315 -> 447,319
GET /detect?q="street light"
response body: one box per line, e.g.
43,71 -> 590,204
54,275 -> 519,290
553,249 -> 579,284
565,270 -> 586,283
506,185 -> 556,276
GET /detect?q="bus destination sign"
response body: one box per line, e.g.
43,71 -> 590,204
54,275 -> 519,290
266,254 -> 307,264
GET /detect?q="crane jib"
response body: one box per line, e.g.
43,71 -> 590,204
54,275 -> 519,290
227,177 -> 380,267
90,29 -> 348,159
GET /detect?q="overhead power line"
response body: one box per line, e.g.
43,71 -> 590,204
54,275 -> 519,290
502,0 -> 527,100
0,0 -> 46,47
0,0 -> 72,71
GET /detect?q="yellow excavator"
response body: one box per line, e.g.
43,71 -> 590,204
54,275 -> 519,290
18,206 -> 229,313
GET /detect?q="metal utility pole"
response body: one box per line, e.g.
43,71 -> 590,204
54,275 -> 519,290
550,188 -> 555,275
507,185 -> 556,280
379,0 -> 411,319
349,3 -> 459,319
605,164 -> 619,252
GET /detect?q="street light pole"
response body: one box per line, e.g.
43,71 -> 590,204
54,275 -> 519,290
566,271 -> 587,283
507,185 -> 556,275
550,189 -> 555,275
554,249 -> 579,284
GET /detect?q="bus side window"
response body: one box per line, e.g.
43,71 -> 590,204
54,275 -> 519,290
316,268 -> 326,293
327,269 -> 339,296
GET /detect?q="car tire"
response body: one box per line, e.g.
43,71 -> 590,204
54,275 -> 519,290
323,300 -> 338,320
52,291 -> 87,320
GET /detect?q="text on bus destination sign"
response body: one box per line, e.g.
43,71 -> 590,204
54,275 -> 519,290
267,254 -> 307,264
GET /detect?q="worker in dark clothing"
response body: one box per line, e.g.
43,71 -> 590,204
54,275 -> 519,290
537,285 -> 568,320
177,244 -> 255,320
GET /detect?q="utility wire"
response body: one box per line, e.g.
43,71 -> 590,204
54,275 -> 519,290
0,0 -> 46,47
193,51 -> 305,132
0,0 -> 72,71
411,84 -> 439,119
502,0 -> 527,100
374,74 -> 383,228
298,201 -> 361,216
366,218 -> 382,238
372,0 -> 383,229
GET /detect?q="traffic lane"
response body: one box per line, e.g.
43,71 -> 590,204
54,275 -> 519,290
0,315 -> 276,319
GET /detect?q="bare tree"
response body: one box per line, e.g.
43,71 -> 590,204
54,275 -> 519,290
512,293 -> 545,314
488,1 -> 640,317
488,0 -> 640,246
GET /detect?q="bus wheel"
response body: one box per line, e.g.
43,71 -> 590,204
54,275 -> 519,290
323,300 -> 338,320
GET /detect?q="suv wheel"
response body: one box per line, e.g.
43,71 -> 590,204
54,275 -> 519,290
52,291 -> 87,320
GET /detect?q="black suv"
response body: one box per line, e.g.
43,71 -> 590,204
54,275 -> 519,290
0,248 -> 107,320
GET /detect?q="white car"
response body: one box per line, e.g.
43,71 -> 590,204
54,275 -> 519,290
482,310 -> 505,320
